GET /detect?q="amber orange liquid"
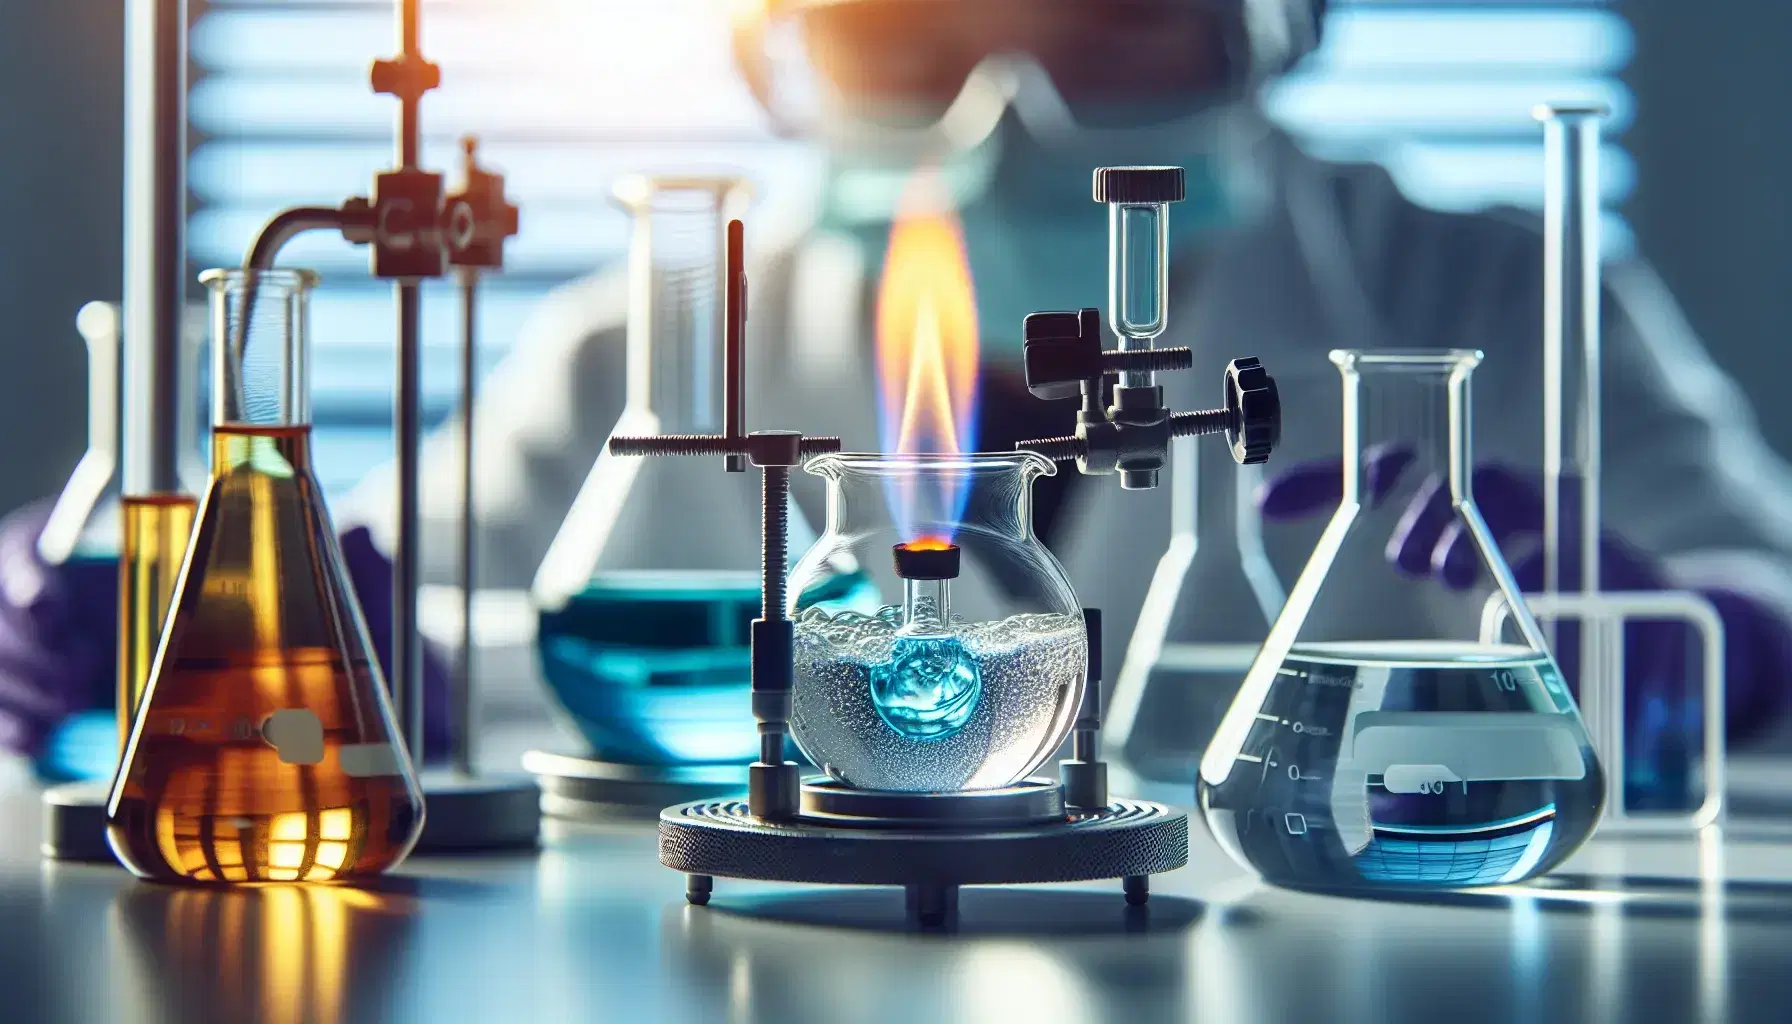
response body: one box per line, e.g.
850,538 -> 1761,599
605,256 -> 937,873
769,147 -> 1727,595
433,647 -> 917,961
107,425 -> 424,883
119,493 -> 199,746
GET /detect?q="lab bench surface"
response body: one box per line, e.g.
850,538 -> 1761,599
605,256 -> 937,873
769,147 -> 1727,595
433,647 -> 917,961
3,787 -> 1791,1024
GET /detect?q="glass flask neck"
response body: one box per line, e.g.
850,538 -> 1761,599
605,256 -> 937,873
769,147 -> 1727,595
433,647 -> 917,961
618,178 -> 749,433
202,268 -> 316,429
1334,349 -> 1483,507
901,577 -> 951,633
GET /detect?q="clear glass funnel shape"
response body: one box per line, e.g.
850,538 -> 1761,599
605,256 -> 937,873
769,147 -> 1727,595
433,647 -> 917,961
531,174 -> 825,766
1199,350 -> 1604,891
789,452 -> 1086,792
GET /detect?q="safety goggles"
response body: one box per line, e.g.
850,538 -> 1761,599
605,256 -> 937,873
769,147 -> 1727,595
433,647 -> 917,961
737,0 -> 1255,147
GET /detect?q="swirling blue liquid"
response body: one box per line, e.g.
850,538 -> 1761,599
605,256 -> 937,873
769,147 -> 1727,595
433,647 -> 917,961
870,633 -> 982,740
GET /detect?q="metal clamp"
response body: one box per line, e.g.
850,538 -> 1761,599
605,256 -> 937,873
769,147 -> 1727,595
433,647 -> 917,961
1015,307 -> 1280,488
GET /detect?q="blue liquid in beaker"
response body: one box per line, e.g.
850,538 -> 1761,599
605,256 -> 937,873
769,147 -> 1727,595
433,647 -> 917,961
870,633 -> 982,741
538,568 -> 879,765
536,572 -> 762,765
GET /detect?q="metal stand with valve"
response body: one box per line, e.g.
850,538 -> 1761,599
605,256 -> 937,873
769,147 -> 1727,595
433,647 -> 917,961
224,0 -> 536,853
629,220 -> 1185,929
46,0 -> 537,859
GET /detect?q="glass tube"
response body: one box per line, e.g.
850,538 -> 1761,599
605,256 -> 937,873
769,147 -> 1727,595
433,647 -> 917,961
1108,201 -> 1169,387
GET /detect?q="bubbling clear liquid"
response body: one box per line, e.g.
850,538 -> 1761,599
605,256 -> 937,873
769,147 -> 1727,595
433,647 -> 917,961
792,608 -> 1085,792
1198,641 -> 1605,891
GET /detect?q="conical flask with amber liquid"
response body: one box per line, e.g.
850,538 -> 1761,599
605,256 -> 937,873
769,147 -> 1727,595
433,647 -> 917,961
107,268 -> 425,883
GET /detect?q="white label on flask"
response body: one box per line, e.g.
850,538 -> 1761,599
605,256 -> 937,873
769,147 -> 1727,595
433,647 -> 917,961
260,709 -> 325,765
339,743 -> 404,778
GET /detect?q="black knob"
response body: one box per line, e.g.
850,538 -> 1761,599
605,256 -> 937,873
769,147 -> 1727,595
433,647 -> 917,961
1022,308 -> 1104,400
1224,357 -> 1281,465
1093,166 -> 1186,205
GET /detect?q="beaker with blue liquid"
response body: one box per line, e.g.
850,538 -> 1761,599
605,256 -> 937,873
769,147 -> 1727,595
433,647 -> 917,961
532,176 -> 827,766
1200,350 -> 1605,891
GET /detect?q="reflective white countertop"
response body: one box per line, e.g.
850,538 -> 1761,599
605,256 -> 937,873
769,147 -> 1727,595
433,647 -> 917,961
6,774 -> 1792,1024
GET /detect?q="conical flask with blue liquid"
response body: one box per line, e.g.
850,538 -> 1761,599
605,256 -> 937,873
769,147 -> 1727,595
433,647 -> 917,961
532,176 -> 826,766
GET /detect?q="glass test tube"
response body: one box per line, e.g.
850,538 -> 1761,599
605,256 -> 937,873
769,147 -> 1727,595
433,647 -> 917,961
1097,166 -> 1184,389
1537,103 -> 1616,794
1108,197 -> 1169,388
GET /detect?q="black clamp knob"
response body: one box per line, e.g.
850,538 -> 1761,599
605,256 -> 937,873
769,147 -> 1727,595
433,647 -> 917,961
1222,356 -> 1280,465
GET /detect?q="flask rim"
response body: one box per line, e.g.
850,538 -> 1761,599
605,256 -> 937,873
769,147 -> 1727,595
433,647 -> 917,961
803,449 -> 1057,479
198,267 -> 321,290
1329,348 -> 1483,373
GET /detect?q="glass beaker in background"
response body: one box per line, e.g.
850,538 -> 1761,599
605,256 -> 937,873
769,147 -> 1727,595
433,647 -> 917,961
1105,436 -> 1282,784
1200,350 -> 1604,892
107,268 -> 424,883
532,176 -> 818,766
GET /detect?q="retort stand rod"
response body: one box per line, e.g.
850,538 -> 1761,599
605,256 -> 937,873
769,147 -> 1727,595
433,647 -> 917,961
121,0 -> 186,500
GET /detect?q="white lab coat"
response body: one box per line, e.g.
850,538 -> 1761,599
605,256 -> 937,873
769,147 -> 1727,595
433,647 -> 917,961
346,128 -> 1792,725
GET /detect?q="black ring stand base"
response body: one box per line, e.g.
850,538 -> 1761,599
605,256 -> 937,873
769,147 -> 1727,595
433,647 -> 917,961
660,790 -> 1189,928
524,750 -> 753,819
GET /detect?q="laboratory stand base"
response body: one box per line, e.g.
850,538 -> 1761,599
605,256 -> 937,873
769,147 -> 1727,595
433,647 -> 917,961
525,749 -> 752,820
42,773 -> 541,862
41,781 -> 112,861
413,770 -> 541,853
659,790 -> 1188,928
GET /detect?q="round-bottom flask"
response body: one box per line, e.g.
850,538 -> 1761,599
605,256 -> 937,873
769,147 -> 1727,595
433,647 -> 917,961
1200,350 -> 1604,891
788,452 -> 1086,792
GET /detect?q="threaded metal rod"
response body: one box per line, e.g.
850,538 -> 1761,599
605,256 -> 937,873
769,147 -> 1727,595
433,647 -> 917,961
1170,408 -> 1233,438
609,434 -> 733,457
762,465 -> 789,620
1018,435 -> 1085,462
609,434 -> 843,459
1103,346 -> 1192,374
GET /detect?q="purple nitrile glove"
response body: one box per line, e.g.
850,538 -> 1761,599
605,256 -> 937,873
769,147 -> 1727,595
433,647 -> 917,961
1260,449 -> 1790,759
0,500 -> 452,781
0,499 -> 117,770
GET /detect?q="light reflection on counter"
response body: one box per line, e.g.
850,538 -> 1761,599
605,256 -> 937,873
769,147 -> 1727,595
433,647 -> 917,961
106,882 -> 416,1024
661,887 -> 1200,1023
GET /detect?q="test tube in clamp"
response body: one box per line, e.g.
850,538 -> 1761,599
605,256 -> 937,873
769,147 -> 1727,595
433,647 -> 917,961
606,218 -> 840,820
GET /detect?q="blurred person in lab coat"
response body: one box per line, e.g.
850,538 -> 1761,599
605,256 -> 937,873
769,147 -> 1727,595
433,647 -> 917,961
347,0 -> 1792,787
